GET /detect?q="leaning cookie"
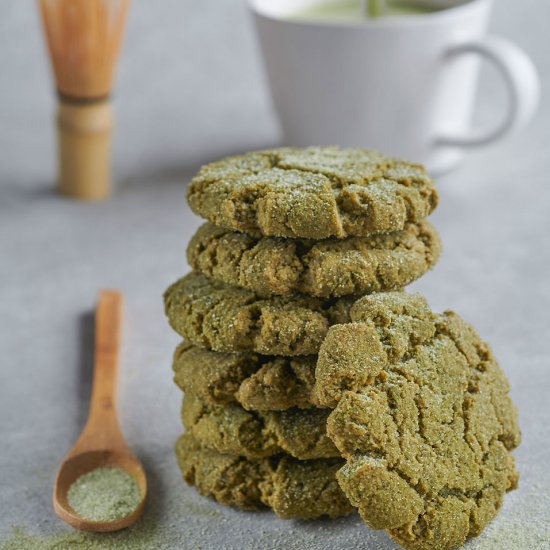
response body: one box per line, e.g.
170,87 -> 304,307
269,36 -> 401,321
187,146 -> 438,239
314,291 -> 521,550
172,342 -> 319,410
176,434 -> 354,519
187,220 -> 441,298
163,272 -> 353,355
181,393 -> 338,460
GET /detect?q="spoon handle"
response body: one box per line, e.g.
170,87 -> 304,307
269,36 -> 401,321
78,290 -> 125,450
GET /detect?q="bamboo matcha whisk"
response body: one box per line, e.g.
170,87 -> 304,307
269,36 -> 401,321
39,0 -> 131,200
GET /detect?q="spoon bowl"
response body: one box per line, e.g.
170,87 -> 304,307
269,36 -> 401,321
52,291 -> 147,532
54,449 -> 147,532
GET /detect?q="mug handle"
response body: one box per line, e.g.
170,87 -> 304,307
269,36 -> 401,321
436,36 -> 540,148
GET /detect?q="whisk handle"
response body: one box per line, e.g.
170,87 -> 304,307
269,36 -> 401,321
57,100 -> 113,200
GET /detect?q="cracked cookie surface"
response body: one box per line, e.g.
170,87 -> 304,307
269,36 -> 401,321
176,434 -> 354,519
187,147 -> 438,239
315,292 -> 520,550
173,341 -> 319,410
163,272 -> 353,355
187,220 -> 441,298
181,393 -> 338,460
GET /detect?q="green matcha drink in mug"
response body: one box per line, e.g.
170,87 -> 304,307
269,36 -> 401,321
249,0 -> 539,173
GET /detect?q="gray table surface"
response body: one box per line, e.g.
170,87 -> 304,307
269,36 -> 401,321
1,0 -> 549,549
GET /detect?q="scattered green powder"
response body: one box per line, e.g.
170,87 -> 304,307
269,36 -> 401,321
67,467 -> 141,522
0,524 -> 166,550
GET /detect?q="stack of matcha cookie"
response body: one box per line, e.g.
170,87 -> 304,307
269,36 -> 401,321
164,147 -> 520,549
163,146 -> 440,518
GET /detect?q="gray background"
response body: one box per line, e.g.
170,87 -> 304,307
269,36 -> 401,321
0,0 -> 549,549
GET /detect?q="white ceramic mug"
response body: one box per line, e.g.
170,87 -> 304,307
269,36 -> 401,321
249,0 -> 540,173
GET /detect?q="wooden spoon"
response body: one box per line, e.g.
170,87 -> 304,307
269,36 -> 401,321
53,290 -> 147,532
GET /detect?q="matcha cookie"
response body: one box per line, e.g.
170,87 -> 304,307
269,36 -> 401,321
187,147 -> 438,239
176,434 -> 354,519
187,220 -> 441,298
164,272 -> 352,355
173,342 -> 319,410
181,393 -> 338,460
315,292 -> 521,550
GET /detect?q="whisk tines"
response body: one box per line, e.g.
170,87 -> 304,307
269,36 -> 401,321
39,0 -> 131,100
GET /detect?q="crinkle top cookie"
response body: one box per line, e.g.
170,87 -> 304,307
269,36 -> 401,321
176,434 -> 353,519
187,220 -> 441,298
163,272 -> 353,355
172,342 -> 319,410
315,292 -> 520,550
187,147 -> 438,239
181,393 -> 338,460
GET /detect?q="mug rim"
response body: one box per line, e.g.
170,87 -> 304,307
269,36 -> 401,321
248,0 -> 492,27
